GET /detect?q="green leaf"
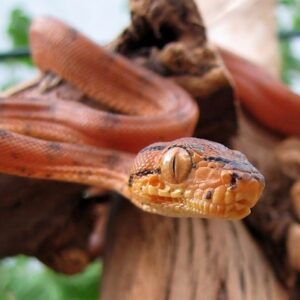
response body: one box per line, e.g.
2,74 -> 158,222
0,256 -> 101,300
6,8 -> 31,48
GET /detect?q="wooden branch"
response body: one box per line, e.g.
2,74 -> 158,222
232,114 -> 298,287
102,203 -> 287,300
0,174 -> 89,274
113,0 -> 237,145
100,0 -> 289,299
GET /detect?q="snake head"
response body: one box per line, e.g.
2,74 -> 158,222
129,137 -> 265,219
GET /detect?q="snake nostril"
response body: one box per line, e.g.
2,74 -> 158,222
205,190 -> 213,200
230,172 -> 240,188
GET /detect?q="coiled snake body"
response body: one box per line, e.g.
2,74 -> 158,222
0,18 -> 265,219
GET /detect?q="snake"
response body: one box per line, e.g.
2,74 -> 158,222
0,17 -> 265,219
219,48 -> 300,137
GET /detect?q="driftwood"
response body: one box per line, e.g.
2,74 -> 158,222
102,204 -> 286,300
0,0 -> 299,299
101,0 -> 290,299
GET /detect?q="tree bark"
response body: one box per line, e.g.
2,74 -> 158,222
100,0 -> 289,299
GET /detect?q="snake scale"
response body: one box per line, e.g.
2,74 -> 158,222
0,17 -> 265,219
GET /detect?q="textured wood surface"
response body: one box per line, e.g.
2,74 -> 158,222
100,0 -> 288,299
101,203 -> 286,300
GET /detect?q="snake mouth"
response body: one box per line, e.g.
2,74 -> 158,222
130,178 -> 262,219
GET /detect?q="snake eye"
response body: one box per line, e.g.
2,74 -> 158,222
161,147 -> 192,183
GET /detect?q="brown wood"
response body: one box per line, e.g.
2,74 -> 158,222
100,0 -> 290,299
102,203 -> 286,300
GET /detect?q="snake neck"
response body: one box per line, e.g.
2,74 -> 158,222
0,129 -> 134,197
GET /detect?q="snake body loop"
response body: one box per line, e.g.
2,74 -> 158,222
0,17 -> 265,219
30,17 -> 199,153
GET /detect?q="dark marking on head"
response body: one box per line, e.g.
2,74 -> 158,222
204,156 -> 231,164
187,143 -> 205,153
128,174 -> 134,187
205,190 -> 213,200
253,174 -> 263,182
140,144 -> 166,153
129,168 -> 161,187
205,155 -> 257,173
134,168 -> 161,177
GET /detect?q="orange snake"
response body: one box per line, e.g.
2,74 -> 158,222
219,48 -> 300,137
0,17 -> 265,219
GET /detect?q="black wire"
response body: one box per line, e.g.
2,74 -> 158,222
279,30 -> 300,40
0,30 -> 299,60
0,48 -> 31,59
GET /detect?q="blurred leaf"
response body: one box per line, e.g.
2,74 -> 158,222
280,0 -> 297,5
293,14 -> 300,28
278,0 -> 300,86
0,256 -> 101,300
7,8 -> 31,48
4,7 -> 32,65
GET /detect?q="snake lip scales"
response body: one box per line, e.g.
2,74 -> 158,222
129,138 -> 265,219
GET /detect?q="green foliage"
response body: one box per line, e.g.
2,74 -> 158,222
5,7 -> 32,66
0,256 -> 101,300
278,0 -> 300,86
0,6 -> 33,89
6,8 -> 31,48
280,41 -> 300,85
280,0 -> 297,5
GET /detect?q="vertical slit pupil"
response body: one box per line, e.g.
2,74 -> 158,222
172,155 -> 176,177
